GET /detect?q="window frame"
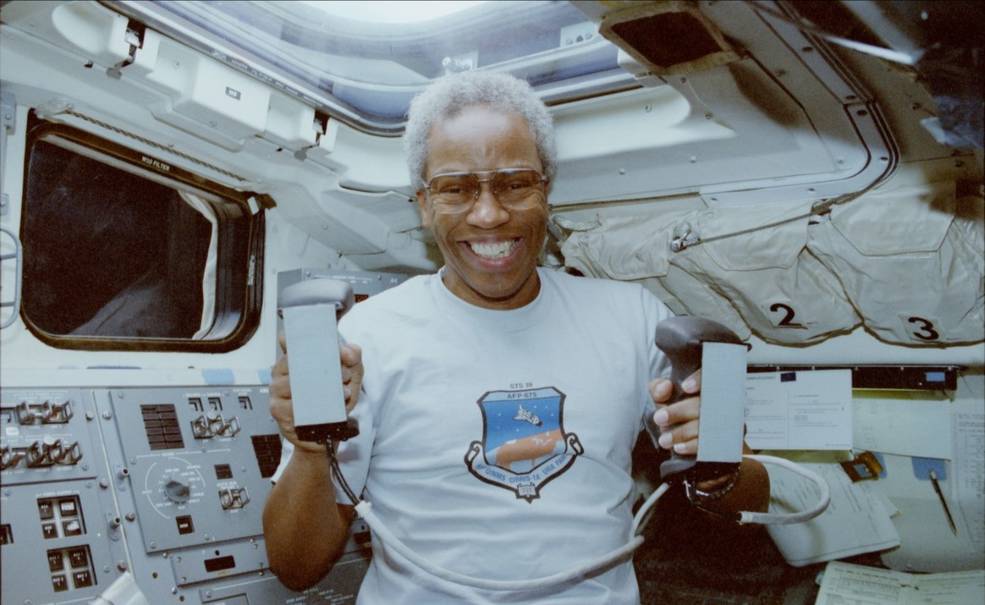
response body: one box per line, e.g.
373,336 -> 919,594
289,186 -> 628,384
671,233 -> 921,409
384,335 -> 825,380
19,116 -> 265,352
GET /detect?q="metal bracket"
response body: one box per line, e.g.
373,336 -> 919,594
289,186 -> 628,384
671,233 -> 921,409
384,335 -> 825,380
0,90 -> 15,217
107,22 -> 145,79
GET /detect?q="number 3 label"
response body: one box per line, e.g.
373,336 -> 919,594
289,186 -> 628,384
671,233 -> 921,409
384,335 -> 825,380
907,316 -> 940,341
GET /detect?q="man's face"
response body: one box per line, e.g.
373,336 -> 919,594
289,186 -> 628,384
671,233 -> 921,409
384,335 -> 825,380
416,105 -> 549,310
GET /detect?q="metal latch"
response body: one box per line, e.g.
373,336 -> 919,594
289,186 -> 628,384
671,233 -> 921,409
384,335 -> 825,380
107,21 -> 147,79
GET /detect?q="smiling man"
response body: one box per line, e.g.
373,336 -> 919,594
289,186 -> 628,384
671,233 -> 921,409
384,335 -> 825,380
263,71 -> 768,604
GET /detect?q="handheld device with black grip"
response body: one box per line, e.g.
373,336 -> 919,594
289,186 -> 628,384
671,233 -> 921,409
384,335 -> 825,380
278,278 -> 359,444
654,316 -> 747,483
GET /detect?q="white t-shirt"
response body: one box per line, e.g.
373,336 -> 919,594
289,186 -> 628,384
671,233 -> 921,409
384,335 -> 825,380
275,268 -> 671,604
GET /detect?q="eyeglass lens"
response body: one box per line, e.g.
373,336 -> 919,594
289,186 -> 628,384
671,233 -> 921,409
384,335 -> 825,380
429,170 -> 545,209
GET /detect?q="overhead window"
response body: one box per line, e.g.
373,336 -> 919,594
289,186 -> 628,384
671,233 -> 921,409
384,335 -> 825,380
19,116 -> 264,351
111,1 -> 635,134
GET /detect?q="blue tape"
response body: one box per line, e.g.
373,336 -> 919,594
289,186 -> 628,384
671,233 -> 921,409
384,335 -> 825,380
912,456 -> 947,480
202,368 -> 235,385
258,369 -> 272,385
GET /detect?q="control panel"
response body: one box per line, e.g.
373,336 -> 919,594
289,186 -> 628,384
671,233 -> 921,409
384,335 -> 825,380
1,390 -> 131,602
1,387 -> 372,604
1,270 -> 402,603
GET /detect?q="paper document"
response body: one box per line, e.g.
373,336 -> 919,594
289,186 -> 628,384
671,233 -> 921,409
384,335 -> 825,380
815,561 -> 984,605
745,370 -> 852,450
877,375 -> 985,573
953,394 -> 985,553
853,391 -> 952,459
766,462 -> 899,566
878,452 -> 985,573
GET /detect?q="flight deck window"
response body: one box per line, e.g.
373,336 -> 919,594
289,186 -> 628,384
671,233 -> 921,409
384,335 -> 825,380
20,118 -> 263,351
113,1 -> 635,134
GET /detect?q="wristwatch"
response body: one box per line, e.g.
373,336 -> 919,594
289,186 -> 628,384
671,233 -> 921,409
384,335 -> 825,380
683,467 -> 741,509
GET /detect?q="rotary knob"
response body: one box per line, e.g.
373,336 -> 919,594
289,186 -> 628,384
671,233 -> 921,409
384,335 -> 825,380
163,478 -> 191,504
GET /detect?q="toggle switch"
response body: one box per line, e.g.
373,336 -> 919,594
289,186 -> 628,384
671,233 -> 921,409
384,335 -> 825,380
58,442 -> 83,465
218,486 -> 250,510
0,446 -> 26,470
15,401 -> 42,425
218,416 -> 241,437
44,401 -> 73,424
26,441 -> 55,468
190,415 -> 212,439
207,413 -> 225,436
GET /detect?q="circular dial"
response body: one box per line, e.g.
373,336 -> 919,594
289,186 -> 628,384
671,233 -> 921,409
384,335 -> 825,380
141,457 -> 207,517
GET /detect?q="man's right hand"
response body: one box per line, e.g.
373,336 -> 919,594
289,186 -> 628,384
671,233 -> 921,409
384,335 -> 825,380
269,333 -> 364,453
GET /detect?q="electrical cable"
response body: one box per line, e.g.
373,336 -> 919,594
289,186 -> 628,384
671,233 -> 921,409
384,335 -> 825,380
326,440 -> 359,505
327,447 -> 831,592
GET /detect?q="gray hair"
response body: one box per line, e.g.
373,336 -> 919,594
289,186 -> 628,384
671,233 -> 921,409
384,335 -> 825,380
403,71 -> 557,190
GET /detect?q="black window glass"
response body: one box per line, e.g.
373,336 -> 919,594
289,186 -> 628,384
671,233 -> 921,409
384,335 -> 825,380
22,140 -> 213,338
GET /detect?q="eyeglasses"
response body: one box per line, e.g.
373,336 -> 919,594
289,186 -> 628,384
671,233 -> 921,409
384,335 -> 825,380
424,168 -> 548,212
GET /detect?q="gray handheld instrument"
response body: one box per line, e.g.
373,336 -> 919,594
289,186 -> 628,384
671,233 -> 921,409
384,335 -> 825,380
277,278 -> 359,444
654,316 -> 748,483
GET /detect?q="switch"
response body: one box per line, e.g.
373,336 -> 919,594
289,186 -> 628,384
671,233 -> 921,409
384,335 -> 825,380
72,569 -> 93,588
48,550 -> 65,571
0,445 -> 24,469
59,499 -> 78,516
44,401 -> 73,423
219,486 -> 250,510
59,442 -> 83,465
68,547 -> 88,568
26,441 -> 54,467
51,574 -> 68,592
233,487 -> 250,508
190,415 -> 212,439
176,515 -> 194,535
207,414 -> 225,436
63,520 -> 83,536
15,401 -> 40,424
219,488 -> 233,510
38,500 -> 55,519
42,523 -> 58,539
219,416 -> 241,437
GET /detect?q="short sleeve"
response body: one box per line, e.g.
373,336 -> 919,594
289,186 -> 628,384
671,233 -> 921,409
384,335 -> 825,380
639,285 -> 673,437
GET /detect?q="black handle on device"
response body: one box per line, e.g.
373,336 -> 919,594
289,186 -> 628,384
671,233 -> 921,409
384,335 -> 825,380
654,316 -> 745,482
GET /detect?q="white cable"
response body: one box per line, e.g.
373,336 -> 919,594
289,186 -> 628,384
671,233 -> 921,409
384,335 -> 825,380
353,453 -> 830,592
355,501 -> 643,592
632,481 -> 671,535
738,454 -> 831,525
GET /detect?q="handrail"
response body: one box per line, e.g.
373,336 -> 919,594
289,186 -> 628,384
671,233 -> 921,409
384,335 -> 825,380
0,227 -> 23,329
